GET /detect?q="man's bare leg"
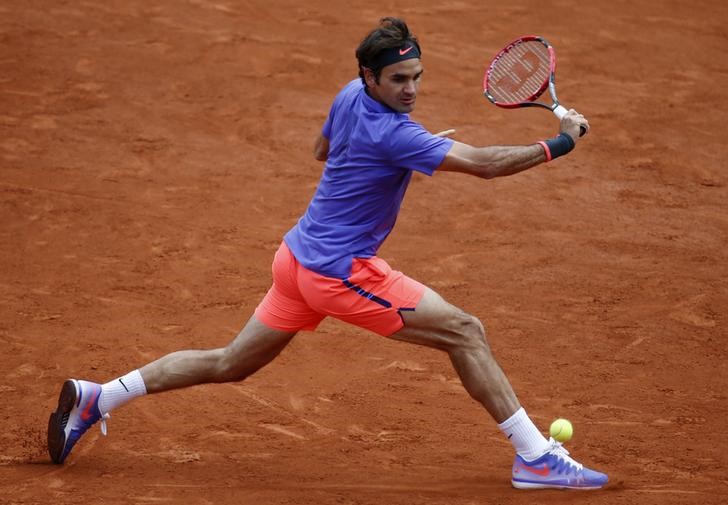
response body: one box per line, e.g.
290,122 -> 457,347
140,316 -> 297,392
48,316 -> 295,464
392,287 -> 608,489
393,288 -> 519,422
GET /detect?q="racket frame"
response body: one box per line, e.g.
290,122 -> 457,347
483,35 -> 568,118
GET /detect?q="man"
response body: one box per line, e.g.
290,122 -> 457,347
48,17 -> 607,490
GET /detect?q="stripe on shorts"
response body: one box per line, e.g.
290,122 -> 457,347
342,279 -> 392,308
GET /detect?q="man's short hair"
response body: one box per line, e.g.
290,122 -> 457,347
355,17 -> 421,85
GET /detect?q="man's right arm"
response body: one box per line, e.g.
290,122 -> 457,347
437,109 -> 588,179
438,142 -> 547,179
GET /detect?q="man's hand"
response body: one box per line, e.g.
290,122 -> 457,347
560,109 -> 589,141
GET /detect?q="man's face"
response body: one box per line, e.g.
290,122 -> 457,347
365,59 -> 423,113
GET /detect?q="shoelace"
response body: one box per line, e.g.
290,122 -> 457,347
99,413 -> 111,436
546,438 -> 583,473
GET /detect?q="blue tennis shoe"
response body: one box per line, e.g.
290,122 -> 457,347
48,379 -> 109,464
511,438 -> 608,490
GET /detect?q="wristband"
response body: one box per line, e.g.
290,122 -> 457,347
537,132 -> 575,162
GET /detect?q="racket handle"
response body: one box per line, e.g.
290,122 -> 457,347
553,105 -> 569,119
553,105 -> 587,137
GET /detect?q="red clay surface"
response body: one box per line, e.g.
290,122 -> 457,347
2,1 -> 727,504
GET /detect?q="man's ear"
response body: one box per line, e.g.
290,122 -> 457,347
362,67 -> 377,88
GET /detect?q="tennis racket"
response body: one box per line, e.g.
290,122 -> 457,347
483,35 -> 586,136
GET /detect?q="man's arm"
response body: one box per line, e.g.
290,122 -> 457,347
437,109 -> 588,179
438,142 -> 547,179
313,134 -> 329,161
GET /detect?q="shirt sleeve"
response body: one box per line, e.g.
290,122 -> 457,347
322,79 -> 362,140
385,120 -> 454,176
322,107 -> 333,139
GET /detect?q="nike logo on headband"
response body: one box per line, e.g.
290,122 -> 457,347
399,46 -> 414,56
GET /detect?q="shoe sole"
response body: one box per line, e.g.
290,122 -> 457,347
512,479 -> 605,490
47,380 -> 78,464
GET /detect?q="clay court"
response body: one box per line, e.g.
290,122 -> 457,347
1,1 -> 727,503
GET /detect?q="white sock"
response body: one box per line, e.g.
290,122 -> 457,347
497,407 -> 550,461
99,369 -> 147,414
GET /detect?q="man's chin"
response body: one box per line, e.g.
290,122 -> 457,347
397,101 -> 415,113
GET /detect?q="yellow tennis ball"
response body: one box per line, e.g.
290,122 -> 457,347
549,418 -> 573,442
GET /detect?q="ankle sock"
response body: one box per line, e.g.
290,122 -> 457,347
497,407 -> 550,461
99,369 -> 147,414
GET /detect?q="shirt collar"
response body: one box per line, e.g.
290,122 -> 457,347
361,85 -> 398,114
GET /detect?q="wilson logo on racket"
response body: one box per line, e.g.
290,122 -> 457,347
494,50 -> 542,94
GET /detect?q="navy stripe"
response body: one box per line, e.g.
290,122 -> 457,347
118,378 -> 129,392
342,279 -> 392,308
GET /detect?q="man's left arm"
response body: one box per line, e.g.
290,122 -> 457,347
313,134 -> 329,161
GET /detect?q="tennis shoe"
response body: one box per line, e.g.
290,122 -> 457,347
47,379 -> 110,464
511,438 -> 608,490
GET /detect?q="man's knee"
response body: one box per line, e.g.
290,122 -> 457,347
215,329 -> 295,382
212,347 -> 249,383
448,311 -> 489,352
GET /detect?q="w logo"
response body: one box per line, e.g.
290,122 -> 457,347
495,50 -> 542,94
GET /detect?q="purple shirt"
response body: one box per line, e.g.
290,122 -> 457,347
284,79 -> 453,278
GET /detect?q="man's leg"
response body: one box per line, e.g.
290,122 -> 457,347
393,287 -> 519,423
393,287 -> 608,490
139,316 -> 296,392
48,316 -> 296,464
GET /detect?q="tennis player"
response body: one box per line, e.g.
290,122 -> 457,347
48,17 -> 607,490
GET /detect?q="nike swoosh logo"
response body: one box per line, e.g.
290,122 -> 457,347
517,462 -> 550,477
399,46 -> 413,56
80,387 -> 100,422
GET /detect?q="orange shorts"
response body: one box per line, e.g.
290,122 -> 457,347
254,241 -> 425,336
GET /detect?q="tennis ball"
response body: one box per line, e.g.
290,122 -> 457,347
549,418 -> 573,442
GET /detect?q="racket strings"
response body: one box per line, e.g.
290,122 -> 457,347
487,40 -> 551,104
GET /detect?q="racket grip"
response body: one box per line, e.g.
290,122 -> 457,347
553,105 -> 568,119
553,105 -> 587,137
